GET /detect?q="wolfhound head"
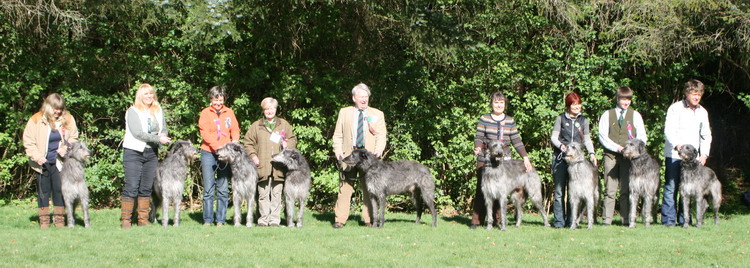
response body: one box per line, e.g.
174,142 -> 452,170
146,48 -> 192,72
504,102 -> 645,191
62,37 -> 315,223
484,140 -> 506,161
170,140 -> 199,161
678,144 -> 699,163
66,142 -> 91,162
563,142 -> 587,164
341,149 -> 377,171
622,139 -> 648,160
271,149 -> 307,171
216,142 -> 246,163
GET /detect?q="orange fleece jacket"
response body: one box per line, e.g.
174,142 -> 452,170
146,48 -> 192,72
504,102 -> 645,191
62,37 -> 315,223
199,106 -> 241,153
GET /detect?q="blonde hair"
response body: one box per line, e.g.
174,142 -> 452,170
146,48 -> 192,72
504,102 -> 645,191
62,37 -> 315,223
133,83 -> 161,115
39,93 -> 69,130
260,97 -> 278,109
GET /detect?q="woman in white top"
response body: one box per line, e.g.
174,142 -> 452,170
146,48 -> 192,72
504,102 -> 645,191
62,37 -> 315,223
120,83 -> 171,229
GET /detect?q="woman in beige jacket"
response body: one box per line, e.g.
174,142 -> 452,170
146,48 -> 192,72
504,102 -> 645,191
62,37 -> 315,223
22,93 -> 79,228
243,97 -> 297,226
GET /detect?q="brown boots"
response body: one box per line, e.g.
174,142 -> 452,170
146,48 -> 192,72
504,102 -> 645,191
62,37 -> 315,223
52,206 -> 65,228
38,207 -> 50,229
121,196 -> 135,229
137,196 -> 151,226
121,196 -> 151,229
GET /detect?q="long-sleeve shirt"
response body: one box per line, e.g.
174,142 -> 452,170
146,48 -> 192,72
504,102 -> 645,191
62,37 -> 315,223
550,113 -> 595,155
598,107 -> 648,152
663,100 -> 712,158
474,113 -> 528,162
199,106 -> 241,153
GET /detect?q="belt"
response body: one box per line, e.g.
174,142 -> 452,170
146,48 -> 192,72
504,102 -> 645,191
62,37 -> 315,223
353,146 -> 365,150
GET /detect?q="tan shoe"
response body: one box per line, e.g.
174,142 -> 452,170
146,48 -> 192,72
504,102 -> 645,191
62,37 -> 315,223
137,197 -> 151,226
38,207 -> 50,229
121,196 -> 135,229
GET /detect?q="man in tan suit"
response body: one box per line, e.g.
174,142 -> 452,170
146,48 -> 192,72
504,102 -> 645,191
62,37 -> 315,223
332,83 -> 387,228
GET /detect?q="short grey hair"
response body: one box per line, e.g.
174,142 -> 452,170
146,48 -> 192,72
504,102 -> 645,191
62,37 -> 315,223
351,83 -> 371,96
683,79 -> 704,95
209,86 -> 226,99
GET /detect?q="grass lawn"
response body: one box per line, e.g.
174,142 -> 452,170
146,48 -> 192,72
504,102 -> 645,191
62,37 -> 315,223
0,203 -> 748,267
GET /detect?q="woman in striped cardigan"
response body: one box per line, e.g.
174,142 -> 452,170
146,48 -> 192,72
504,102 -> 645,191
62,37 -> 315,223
470,91 -> 532,229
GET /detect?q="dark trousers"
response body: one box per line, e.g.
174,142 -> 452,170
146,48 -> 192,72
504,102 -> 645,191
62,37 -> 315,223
122,147 -> 158,198
37,164 -> 63,208
471,162 -> 501,226
552,155 -> 570,228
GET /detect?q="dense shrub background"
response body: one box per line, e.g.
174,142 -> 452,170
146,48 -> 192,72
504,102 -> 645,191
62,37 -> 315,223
1,0 -> 748,212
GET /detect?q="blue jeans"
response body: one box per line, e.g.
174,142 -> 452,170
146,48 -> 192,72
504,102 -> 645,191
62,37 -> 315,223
551,155 -> 570,228
661,157 -> 687,225
201,149 -> 230,224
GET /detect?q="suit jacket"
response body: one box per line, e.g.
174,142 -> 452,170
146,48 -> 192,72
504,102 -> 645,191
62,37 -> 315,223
332,106 -> 387,158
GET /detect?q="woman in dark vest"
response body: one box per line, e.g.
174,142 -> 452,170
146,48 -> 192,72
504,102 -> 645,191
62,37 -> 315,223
550,92 -> 597,228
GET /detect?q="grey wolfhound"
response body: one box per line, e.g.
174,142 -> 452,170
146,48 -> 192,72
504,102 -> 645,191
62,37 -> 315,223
563,142 -> 600,230
60,142 -> 91,228
216,142 -> 258,228
342,149 -> 437,228
481,140 -> 549,231
271,148 -> 312,228
678,144 -> 721,228
621,139 -> 660,228
150,141 -> 199,227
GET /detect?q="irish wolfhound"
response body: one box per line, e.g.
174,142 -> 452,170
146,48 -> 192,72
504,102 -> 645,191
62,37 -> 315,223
678,144 -> 721,228
216,142 -> 258,228
621,139 -> 660,228
150,141 -> 199,227
60,142 -> 91,228
564,142 -> 600,230
481,140 -> 549,231
271,148 -> 312,228
342,149 -> 437,228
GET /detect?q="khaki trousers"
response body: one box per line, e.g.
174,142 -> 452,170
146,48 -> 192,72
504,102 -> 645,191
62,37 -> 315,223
334,169 -> 371,225
258,179 -> 284,225
602,154 -> 630,225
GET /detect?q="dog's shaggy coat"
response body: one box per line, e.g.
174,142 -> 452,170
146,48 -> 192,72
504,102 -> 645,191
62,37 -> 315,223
216,142 -> 259,227
678,144 -> 721,228
271,149 -> 312,228
60,142 -> 91,228
621,139 -> 660,228
563,142 -> 600,229
150,141 -> 198,227
481,140 -> 549,230
342,149 -> 437,227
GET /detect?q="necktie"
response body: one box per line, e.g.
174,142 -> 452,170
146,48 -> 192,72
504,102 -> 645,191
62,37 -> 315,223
356,109 -> 365,147
618,109 -> 625,127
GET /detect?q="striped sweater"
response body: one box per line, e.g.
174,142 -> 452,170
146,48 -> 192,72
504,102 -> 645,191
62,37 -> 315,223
474,113 -> 528,161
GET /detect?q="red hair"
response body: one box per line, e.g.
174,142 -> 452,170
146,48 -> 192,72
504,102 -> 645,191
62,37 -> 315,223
565,92 -> 581,108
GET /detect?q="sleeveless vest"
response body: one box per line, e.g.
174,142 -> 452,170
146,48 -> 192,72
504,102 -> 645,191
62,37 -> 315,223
605,108 -> 636,157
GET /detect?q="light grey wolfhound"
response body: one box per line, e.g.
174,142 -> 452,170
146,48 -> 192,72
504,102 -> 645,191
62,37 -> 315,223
60,141 -> 91,228
216,142 -> 258,228
271,148 -> 312,228
342,149 -> 437,228
621,139 -> 660,228
678,144 -> 721,228
481,140 -> 549,231
563,142 -> 600,230
150,141 -> 198,227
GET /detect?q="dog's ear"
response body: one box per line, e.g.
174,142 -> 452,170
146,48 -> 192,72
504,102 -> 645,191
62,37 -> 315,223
358,150 -> 369,159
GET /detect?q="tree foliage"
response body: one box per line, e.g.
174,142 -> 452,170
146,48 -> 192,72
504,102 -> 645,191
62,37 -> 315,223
1,0 -> 749,211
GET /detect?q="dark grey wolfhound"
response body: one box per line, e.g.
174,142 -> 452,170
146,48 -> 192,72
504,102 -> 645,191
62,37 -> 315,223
150,141 -> 198,227
271,148 -> 312,228
678,144 -> 721,228
60,142 -> 91,228
216,142 -> 259,228
621,139 -> 660,228
563,142 -> 600,230
342,149 -> 437,227
481,140 -> 549,231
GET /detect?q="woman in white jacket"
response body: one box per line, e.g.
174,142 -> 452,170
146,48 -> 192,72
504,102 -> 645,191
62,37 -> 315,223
121,83 -> 171,229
